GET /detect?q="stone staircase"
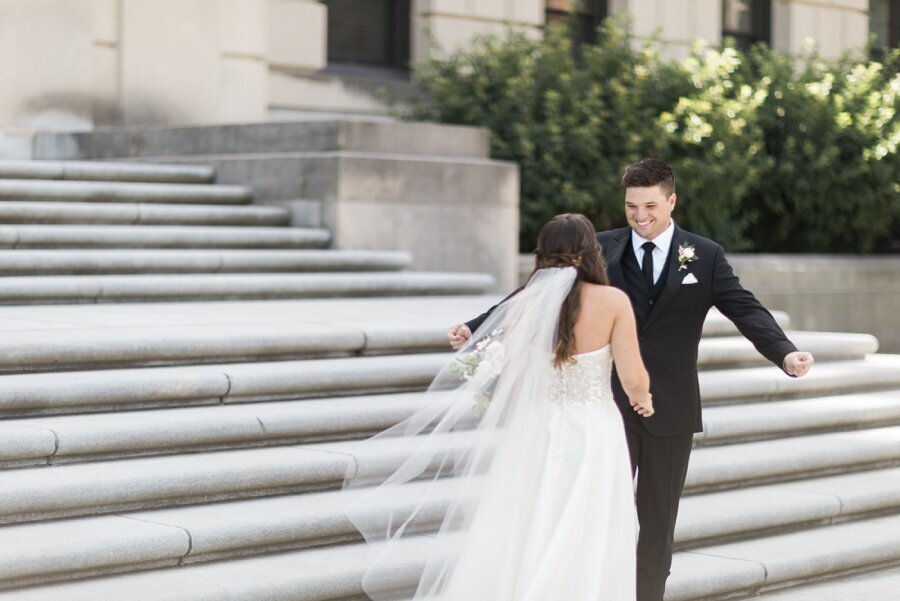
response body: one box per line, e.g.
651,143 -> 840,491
0,157 -> 897,601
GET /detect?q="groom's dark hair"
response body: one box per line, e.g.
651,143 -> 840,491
622,158 -> 675,197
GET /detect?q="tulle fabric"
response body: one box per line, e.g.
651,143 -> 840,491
342,267 -> 637,600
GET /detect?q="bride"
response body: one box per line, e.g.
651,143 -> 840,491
343,213 -> 654,600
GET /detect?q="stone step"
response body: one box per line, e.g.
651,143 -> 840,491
0,224 -> 330,249
1,421 -> 898,525
2,389 -> 898,467
0,465 -> 897,589
746,564 -> 900,600
0,179 -> 251,204
1,352 -> 897,419
666,514 -> 900,600
0,160 -> 214,184
0,271 -> 494,304
0,249 -> 411,275
0,200 -> 289,226
5,513 -> 900,600
696,389 -> 900,445
0,298 -> 776,372
32,120 -> 491,161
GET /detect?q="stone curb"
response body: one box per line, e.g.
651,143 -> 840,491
0,249 -> 412,275
0,224 -> 331,250
0,201 -> 290,226
0,160 -> 214,184
0,179 -> 251,203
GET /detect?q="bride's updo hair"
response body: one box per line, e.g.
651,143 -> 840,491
531,213 -> 609,368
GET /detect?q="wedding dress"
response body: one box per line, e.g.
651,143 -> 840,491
344,268 -> 637,601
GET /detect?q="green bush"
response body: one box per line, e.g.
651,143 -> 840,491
406,18 -> 899,253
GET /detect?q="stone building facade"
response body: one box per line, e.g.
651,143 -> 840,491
0,0 -> 896,140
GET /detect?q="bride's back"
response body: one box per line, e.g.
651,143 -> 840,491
572,283 -> 622,354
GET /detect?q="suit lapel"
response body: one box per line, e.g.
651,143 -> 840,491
604,228 -> 630,290
641,224 -> 688,332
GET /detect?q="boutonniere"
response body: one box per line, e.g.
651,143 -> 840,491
677,243 -> 698,271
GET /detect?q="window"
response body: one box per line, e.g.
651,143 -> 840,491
870,0 -> 900,56
722,0 -> 771,49
545,0 -> 609,46
323,0 -> 410,72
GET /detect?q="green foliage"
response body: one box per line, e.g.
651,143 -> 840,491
406,19 -> 900,253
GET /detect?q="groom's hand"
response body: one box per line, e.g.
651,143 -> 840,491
448,324 -> 472,350
784,351 -> 814,378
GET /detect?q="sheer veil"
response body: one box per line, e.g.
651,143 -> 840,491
342,267 -> 580,600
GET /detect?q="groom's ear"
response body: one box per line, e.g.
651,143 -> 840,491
668,193 -> 677,210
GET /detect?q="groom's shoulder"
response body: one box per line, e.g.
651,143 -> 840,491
596,227 -> 629,243
678,227 -> 724,253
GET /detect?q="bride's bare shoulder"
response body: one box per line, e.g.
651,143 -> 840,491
581,283 -> 629,311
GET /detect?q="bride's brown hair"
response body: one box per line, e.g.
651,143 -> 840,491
530,214 -> 609,368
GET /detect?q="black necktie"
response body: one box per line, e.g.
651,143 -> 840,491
641,241 -> 656,289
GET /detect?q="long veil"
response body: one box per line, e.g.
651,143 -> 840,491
342,267 -> 579,600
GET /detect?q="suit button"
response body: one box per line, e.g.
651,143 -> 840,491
649,300 -> 655,305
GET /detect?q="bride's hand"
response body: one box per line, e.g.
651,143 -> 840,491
632,394 -> 654,417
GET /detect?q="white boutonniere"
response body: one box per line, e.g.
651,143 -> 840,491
677,243 -> 698,271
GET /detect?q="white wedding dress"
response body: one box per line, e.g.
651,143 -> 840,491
437,345 -> 637,600
344,268 -> 638,601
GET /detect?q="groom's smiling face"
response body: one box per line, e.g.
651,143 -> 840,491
625,185 -> 677,241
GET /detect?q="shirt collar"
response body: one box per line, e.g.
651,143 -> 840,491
631,219 -> 675,255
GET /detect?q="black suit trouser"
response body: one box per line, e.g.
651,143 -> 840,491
625,420 -> 694,601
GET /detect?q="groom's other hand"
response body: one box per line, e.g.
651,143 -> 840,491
784,351 -> 815,377
448,324 -> 472,350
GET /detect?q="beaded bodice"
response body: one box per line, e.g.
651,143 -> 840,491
549,346 -> 614,406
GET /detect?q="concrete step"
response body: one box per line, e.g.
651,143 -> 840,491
744,564 -> 900,600
0,318 -> 873,376
0,297 -> 852,371
696,389 -> 900,446
0,249 -> 411,275
32,120 -> 491,161
4,513 -> 900,601
0,160 -> 214,184
0,200 -> 289,226
667,514 -> 900,600
1,352 -> 897,418
0,271 -> 494,304
0,466 -> 896,589
0,224 -> 330,249
2,389 -> 898,467
0,179 -> 251,204
1,422 -> 898,525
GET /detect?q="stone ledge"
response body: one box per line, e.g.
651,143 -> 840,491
0,224 -> 331,250
0,249 -> 411,275
0,179 -> 251,204
0,160 -> 214,184
2,389 -> 898,467
0,466 -> 897,588
0,201 -> 290,226
5,515 -> 900,600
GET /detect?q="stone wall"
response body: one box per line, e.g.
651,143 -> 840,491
518,253 -> 900,353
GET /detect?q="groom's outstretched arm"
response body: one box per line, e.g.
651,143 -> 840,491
710,245 -> 803,374
465,285 -> 525,332
448,286 -> 526,349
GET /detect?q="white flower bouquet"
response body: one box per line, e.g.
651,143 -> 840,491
450,328 -> 505,414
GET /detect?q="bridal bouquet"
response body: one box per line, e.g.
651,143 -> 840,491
450,328 -> 505,414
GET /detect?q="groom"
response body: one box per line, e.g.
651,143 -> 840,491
448,158 -> 814,601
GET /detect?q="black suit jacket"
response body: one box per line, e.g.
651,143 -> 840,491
466,224 -> 798,436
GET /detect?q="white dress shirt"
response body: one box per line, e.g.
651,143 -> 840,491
631,220 -> 675,285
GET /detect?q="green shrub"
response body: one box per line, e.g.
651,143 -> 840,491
407,19 -> 900,253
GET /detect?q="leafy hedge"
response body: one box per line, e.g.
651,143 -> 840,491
406,17 -> 900,253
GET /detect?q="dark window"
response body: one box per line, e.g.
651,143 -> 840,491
545,0 -> 608,46
870,0 -> 900,56
722,0 -> 771,49
323,0 -> 410,71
